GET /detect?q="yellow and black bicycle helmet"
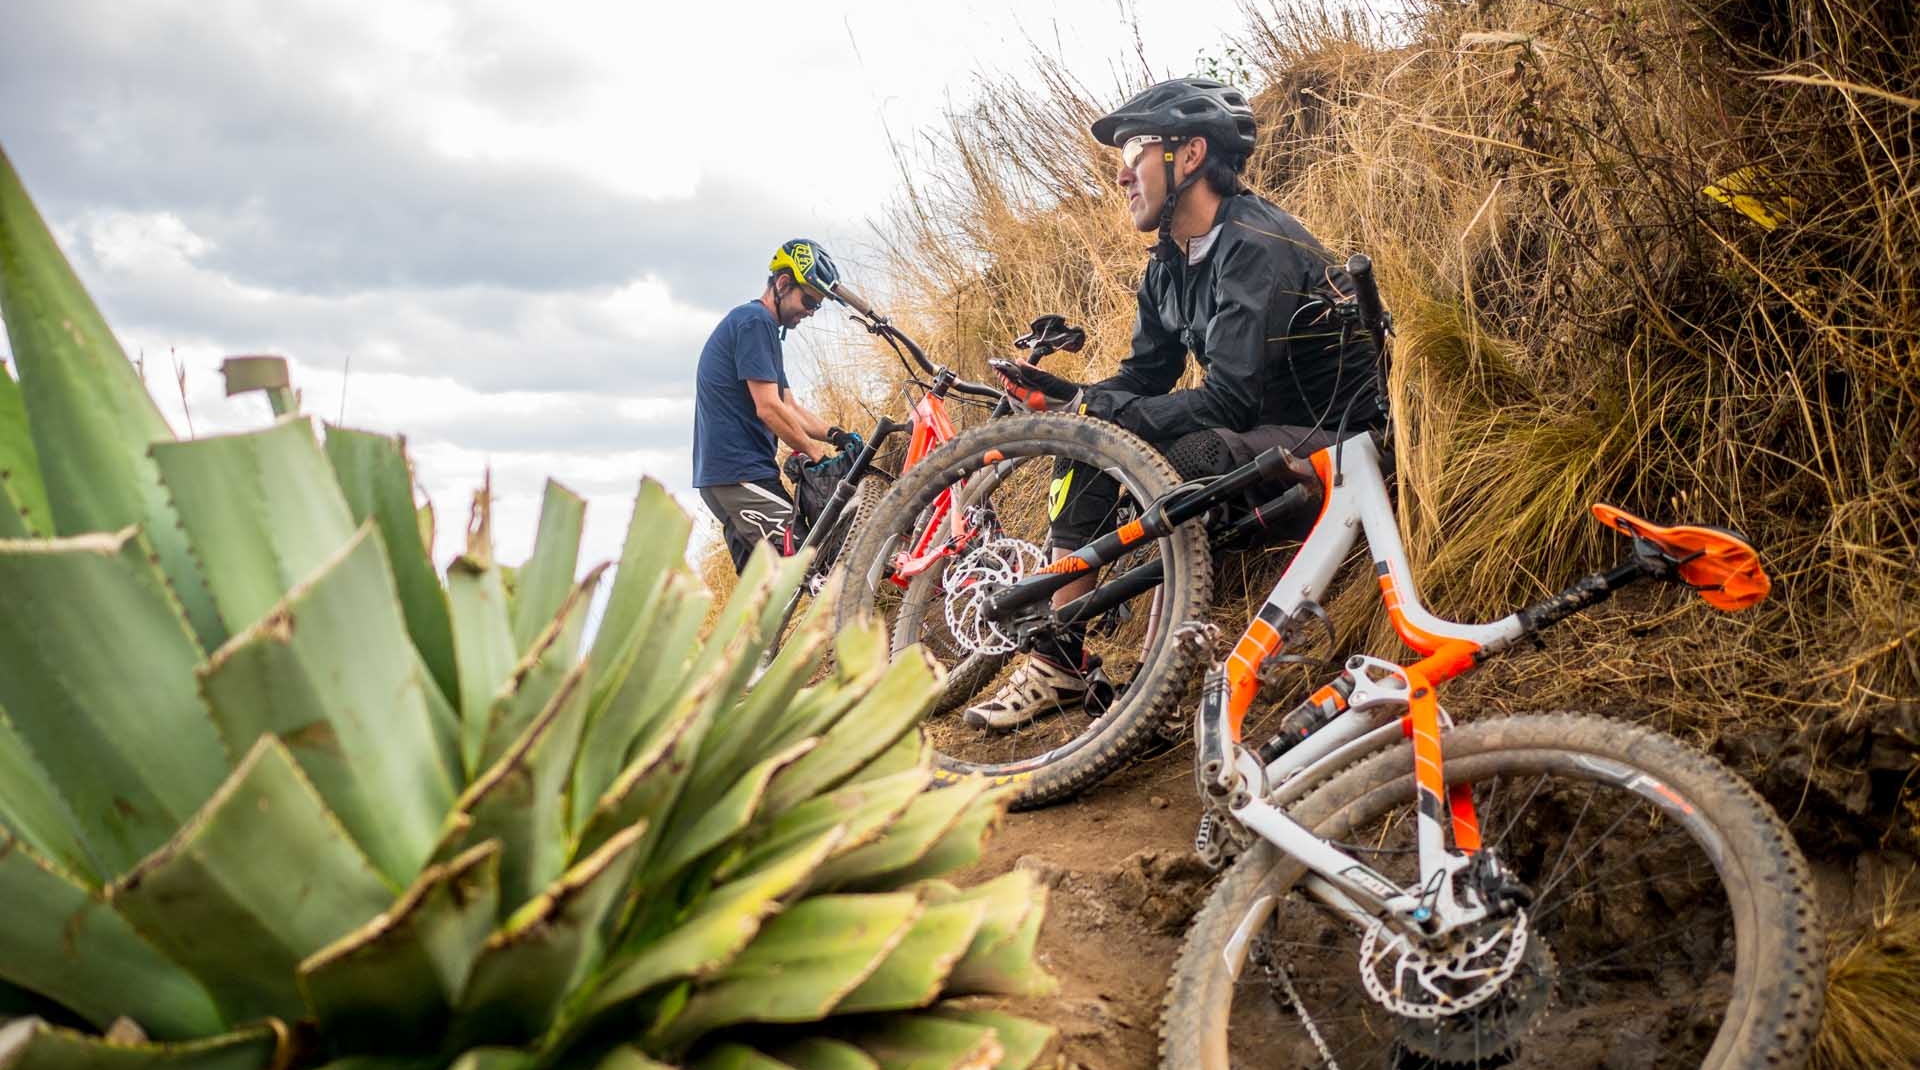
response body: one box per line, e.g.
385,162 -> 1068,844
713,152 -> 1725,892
768,239 -> 842,299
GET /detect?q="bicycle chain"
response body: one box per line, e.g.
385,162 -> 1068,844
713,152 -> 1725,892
1266,950 -> 1342,1070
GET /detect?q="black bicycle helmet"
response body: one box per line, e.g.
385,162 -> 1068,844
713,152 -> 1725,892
1090,77 -> 1257,161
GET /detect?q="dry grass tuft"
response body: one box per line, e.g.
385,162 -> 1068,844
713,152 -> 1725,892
1816,880 -> 1920,1069
839,0 -> 1917,847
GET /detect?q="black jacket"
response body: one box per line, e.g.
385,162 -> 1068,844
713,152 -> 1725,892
1088,192 -> 1383,442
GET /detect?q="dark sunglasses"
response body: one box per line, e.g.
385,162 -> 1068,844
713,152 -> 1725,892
798,290 -> 822,311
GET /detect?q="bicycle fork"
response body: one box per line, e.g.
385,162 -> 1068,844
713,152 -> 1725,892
1193,656 -> 1513,944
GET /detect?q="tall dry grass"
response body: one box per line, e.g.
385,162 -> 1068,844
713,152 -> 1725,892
843,0 -> 1917,853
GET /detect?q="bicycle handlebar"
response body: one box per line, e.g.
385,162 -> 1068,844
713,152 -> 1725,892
1345,253 -> 1388,350
829,282 -> 881,322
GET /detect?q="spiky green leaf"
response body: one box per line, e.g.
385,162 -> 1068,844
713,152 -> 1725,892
198,523 -> 455,884
0,528 -> 228,872
586,479 -> 694,676
0,145 -> 220,645
109,737 -> 395,1023
298,842 -> 503,1054
510,479 -> 584,652
765,1039 -> 880,1070
838,1014 -> 1002,1070
150,416 -> 360,639
0,360 -> 49,537
476,567 -> 602,772
581,830 -> 845,1019
653,894 -> 923,1049
646,739 -> 817,884
835,900 -> 987,1014
452,821 -> 647,1048
0,707 -> 94,883
722,768 -> 930,881
763,650 -> 941,813
689,1046 -> 792,1070
0,835 -> 222,1039
324,425 -> 458,702
0,1018 -> 280,1070
923,1009 -> 1054,1070
810,780 -> 991,892
572,573 -> 710,831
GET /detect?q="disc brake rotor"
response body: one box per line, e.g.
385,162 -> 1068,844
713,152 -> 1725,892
942,537 -> 1047,656
1358,911 -> 1532,1020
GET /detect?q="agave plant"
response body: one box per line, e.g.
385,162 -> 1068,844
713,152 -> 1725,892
0,145 -> 1055,1070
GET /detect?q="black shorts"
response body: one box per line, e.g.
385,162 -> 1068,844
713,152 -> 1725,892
1049,425 -> 1340,550
699,477 -> 799,573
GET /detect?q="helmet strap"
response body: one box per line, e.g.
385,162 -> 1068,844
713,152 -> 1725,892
1151,144 -> 1203,264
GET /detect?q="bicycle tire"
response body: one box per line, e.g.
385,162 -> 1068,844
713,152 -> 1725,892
815,473 -> 889,575
1161,713 -> 1823,1070
833,412 -> 1213,809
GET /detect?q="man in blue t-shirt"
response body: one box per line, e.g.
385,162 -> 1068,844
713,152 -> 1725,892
693,239 -> 853,573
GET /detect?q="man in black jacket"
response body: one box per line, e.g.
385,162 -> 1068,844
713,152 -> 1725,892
970,77 -> 1382,729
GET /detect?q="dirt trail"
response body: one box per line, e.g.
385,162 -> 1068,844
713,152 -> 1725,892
955,743 -> 1215,1070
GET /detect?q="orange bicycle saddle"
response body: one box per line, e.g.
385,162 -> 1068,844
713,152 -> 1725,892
1591,504 -> 1771,611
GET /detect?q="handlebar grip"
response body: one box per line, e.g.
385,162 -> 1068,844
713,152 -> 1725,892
1346,253 -> 1387,341
829,283 -> 882,323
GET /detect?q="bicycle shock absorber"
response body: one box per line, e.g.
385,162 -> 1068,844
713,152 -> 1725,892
1255,674 -> 1357,765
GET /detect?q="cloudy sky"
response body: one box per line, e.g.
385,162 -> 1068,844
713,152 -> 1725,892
0,0 -> 1256,570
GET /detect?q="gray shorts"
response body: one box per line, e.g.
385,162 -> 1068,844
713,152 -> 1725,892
699,478 -> 798,573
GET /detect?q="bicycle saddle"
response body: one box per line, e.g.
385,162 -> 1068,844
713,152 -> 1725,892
1591,504 -> 1771,611
1015,314 -> 1087,354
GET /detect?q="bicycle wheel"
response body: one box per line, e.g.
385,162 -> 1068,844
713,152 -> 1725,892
815,473 -> 890,576
833,412 -> 1213,809
1162,713 -> 1823,1070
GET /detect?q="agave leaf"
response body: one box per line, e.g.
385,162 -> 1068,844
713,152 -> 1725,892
451,821 -> 648,1048
198,523 -> 456,884
442,659 -> 591,913
323,425 -> 458,704
0,528 -> 228,873
0,706 -> 95,883
476,566 -> 603,772
570,572 -> 708,833
834,899 -> 987,1014
689,1046 -> 794,1070
937,874 -> 1052,999
644,738 -> 817,884
510,480 -> 584,653
443,1050 -> 532,1070
811,780 -> 990,893
150,417 -> 360,638
297,842 -> 503,1054
651,894 -> 923,1050
840,731 -> 931,787
585,479 -> 693,679
0,145 -> 220,646
592,1047 -> 679,1070
922,1009 -> 1054,1070
0,1018 -> 281,1070
763,649 -> 941,814
721,768 -> 931,881
109,737 -> 395,1023
764,1038 -> 880,1070
839,1015 -> 1002,1070
0,360 -> 49,537
682,546 -> 781,695
872,786 -> 1012,888
447,517 -> 518,772
0,834 -> 223,1039
571,670 -> 716,864
680,614 -> 828,815
582,829 -> 845,1019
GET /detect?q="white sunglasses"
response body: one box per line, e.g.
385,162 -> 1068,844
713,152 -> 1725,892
1121,134 -> 1182,170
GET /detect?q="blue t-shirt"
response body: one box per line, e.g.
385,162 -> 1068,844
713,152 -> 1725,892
692,301 -> 790,488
